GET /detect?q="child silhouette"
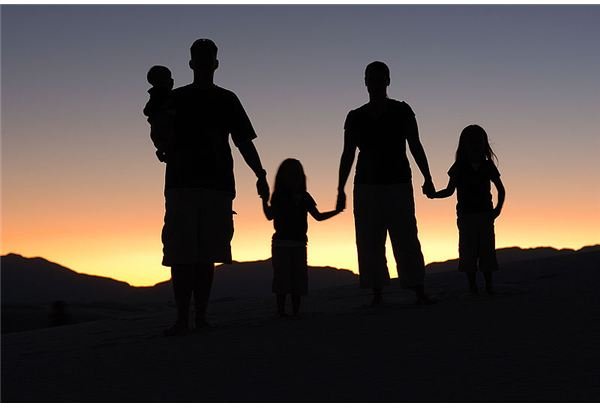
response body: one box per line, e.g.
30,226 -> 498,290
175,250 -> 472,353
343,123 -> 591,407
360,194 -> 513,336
262,159 -> 343,317
143,65 -> 174,163
426,125 -> 506,294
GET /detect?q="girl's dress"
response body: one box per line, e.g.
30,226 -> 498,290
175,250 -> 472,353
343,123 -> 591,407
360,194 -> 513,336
270,192 -> 316,295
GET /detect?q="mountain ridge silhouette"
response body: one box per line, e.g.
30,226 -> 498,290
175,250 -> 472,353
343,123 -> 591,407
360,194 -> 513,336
2,244 -> 598,305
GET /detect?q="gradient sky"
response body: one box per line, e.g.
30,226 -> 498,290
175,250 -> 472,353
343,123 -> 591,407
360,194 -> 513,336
2,5 -> 599,286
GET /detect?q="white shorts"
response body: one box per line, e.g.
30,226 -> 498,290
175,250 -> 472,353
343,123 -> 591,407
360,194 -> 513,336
162,187 -> 234,266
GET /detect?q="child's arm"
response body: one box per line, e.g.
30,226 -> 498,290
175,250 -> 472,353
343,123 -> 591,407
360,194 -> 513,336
491,176 -> 505,219
308,206 -> 342,222
262,197 -> 274,221
427,178 -> 456,199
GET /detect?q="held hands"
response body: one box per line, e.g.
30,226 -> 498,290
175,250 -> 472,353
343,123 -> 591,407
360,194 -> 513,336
422,178 -> 436,198
256,173 -> 270,200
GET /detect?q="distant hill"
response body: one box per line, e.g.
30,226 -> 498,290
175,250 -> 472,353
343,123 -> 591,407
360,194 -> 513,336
425,245 -> 600,274
1,254 -> 136,304
0,254 -> 357,304
2,245 -> 599,305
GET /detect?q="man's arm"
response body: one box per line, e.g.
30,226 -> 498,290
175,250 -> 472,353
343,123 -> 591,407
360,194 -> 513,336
336,130 -> 357,211
237,140 -> 269,199
406,116 -> 434,195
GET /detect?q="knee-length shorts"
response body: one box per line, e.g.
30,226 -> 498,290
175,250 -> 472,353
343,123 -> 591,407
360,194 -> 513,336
162,187 -> 234,266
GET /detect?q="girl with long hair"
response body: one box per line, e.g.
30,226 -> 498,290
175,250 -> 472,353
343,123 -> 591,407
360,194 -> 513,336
262,158 -> 342,317
427,125 -> 506,294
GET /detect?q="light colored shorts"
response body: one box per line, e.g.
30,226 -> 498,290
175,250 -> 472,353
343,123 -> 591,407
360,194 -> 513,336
271,241 -> 308,295
457,212 -> 498,273
162,187 -> 234,266
354,183 -> 426,289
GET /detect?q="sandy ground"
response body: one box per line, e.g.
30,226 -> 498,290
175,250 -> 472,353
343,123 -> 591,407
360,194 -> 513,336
2,254 -> 599,402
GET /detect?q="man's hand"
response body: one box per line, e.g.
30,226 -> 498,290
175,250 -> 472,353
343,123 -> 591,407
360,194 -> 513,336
256,174 -> 270,200
422,178 -> 435,197
422,185 -> 436,199
336,190 -> 346,212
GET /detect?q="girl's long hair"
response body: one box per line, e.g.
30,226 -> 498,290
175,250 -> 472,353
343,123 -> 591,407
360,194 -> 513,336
455,124 -> 498,164
271,158 -> 307,204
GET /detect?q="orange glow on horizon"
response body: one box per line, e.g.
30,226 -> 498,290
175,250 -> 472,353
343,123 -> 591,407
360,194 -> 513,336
3,184 -> 598,287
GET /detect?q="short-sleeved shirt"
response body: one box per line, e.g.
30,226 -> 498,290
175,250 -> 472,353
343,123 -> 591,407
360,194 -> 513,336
165,84 -> 257,194
271,192 -> 317,243
344,98 -> 416,185
448,160 -> 501,215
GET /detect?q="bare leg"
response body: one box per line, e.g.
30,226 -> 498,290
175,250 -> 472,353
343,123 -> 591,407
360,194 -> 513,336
192,262 -> 214,327
165,264 -> 194,336
277,294 -> 288,317
291,294 -> 301,316
371,288 -> 383,306
483,269 -> 494,295
467,270 -> 478,294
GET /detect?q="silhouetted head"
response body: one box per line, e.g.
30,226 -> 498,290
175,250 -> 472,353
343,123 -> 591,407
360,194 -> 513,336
456,124 -> 498,164
189,38 -> 219,73
272,158 -> 307,200
147,65 -> 173,90
365,61 -> 390,98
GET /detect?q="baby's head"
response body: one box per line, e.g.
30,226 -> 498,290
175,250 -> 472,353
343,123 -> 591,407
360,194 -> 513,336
147,65 -> 173,90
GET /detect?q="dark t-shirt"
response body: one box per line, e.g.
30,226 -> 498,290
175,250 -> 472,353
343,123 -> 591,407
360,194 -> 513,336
271,192 -> 317,243
448,160 -> 501,215
344,98 -> 416,184
165,84 -> 257,193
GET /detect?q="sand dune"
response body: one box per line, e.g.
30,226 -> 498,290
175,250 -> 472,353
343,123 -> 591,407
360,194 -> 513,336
2,248 -> 599,402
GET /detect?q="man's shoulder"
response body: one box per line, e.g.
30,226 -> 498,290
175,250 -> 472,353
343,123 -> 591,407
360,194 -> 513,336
388,98 -> 415,116
171,84 -> 237,99
351,102 -> 370,115
346,103 -> 369,122
172,83 -> 194,94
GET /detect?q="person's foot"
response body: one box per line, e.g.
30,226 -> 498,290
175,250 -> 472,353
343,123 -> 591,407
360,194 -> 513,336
194,318 -> 214,330
163,322 -> 189,337
371,290 -> 383,307
370,297 -> 384,307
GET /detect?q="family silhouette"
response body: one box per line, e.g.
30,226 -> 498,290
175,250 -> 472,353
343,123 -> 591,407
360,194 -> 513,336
144,39 -> 506,336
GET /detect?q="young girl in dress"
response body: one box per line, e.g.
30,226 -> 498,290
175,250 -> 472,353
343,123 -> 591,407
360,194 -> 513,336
262,158 -> 342,317
427,125 -> 506,294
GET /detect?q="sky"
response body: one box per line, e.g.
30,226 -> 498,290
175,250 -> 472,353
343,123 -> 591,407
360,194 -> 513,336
2,5 -> 599,286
